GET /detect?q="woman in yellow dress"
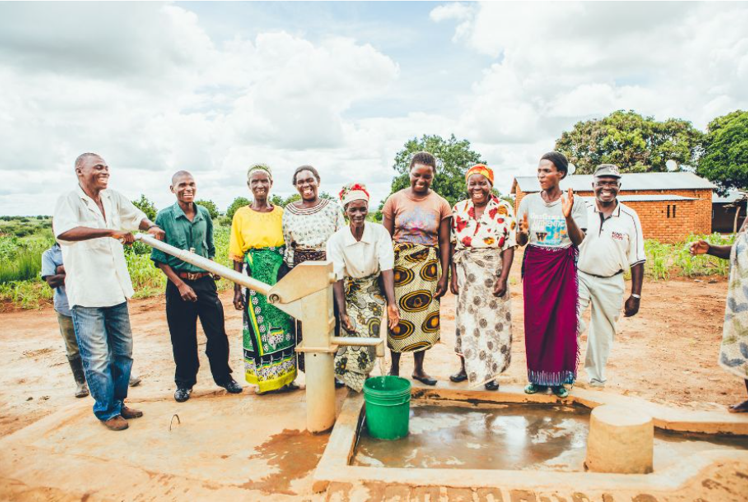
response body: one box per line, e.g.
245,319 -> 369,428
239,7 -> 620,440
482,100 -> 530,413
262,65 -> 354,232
230,164 -> 297,394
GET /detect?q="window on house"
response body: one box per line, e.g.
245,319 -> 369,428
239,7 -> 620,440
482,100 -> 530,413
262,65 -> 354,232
666,204 -> 677,218
667,205 -> 670,218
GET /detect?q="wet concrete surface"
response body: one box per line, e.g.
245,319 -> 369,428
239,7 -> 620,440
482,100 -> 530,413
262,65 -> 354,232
353,403 -> 748,472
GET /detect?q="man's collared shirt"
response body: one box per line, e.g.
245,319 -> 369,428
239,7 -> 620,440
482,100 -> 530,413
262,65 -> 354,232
40,244 -> 71,316
53,186 -> 146,309
326,222 -> 394,280
578,199 -> 646,277
151,202 -> 215,273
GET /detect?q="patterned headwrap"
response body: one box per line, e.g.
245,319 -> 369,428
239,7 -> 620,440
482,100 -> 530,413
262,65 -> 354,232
465,164 -> 494,186
339,183 -> 370,207
247,163 -> 273,181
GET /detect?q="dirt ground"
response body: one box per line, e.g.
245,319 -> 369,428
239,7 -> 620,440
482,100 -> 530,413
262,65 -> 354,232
0,269 -> 742,438
1,269 -> 746,501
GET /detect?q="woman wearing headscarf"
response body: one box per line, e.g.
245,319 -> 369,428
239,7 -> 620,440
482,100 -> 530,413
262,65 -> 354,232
382,151 -> 452,385
282,165 -> 345,371
326,184 -> 400,391
516,152 -> 587,398
690,235 -> 748,413
449,164 -> 516,391
230,164 -> 297,394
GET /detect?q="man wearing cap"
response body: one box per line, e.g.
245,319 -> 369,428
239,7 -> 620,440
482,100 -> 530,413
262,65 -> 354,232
577,164 -> 645,387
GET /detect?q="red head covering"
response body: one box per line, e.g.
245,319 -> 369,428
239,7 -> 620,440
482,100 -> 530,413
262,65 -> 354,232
465,164 -> 494,185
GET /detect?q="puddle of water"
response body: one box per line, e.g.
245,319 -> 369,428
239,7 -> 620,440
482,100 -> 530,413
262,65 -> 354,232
353,404 -> 748,472
242,429 -> 329,494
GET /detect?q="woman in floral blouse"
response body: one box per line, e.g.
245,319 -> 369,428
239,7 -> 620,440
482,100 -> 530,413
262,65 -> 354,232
449,164 -> 517,391
282,165 -> 345,371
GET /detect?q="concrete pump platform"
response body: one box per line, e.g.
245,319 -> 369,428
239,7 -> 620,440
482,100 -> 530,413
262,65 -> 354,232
1,382 -> 747,502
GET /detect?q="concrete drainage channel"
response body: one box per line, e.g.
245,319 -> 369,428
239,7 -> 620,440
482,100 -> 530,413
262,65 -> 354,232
312,382 -> 748,496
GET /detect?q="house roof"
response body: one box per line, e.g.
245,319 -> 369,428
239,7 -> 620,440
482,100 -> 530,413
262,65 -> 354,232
512,172 -> 717,193
580,195 -> 698,204
713,190 -> 746,204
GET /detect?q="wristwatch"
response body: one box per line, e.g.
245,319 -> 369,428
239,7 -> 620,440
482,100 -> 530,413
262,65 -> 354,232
631,294 -> 641,299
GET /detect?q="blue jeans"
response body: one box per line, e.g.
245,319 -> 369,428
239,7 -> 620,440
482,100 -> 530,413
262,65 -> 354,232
72,302 -> 133,421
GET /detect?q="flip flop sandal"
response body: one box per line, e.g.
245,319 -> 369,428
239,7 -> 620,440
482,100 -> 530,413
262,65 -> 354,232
412,375 -> 437,386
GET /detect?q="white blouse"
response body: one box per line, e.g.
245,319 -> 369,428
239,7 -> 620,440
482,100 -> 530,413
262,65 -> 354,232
282,199 -> 345,267
326,222 -> 395,280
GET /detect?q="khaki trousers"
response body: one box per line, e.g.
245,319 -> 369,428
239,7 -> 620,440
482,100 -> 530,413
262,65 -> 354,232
577,271 -> 625,385
56,312 -> 80,361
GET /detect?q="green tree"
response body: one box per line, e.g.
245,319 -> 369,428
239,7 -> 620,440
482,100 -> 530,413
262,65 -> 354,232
132,194 -> 157,221
387,134 -> 485,207
555,110 -> 703,174
697,110 -> 748,193
195,199 -> 219,218
225,196 -> 251,220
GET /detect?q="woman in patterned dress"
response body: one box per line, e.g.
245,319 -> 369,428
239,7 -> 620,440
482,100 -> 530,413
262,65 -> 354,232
691,235 -> 748,413
382,151 -> 452,385
282,165 -> 345,371
326,184 -> 400,391
449,164 -> 516,391
230,164 -> 297,394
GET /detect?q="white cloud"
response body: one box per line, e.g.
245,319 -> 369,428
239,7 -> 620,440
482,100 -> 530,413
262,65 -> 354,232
2,2 -> 748,215
0,3 -> 400,215
431,0 -> 748,186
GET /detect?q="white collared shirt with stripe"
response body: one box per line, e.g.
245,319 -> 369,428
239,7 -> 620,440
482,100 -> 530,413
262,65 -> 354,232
578,200 -> 646,277
326,222 -> 394,281
53,186 -> 146,308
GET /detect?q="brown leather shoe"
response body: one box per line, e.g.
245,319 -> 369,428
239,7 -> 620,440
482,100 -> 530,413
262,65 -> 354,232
102,416 -> 129,431
120,405 -> 143,419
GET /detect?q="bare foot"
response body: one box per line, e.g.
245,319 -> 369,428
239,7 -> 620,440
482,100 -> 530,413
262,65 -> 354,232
728,399 -> 748,413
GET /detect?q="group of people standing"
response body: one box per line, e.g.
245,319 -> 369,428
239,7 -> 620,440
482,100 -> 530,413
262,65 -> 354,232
49,148 -> 748,431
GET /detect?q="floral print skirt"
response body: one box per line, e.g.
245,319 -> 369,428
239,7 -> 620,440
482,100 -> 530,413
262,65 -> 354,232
454,248 -> 512,387
335,272 -> 384,392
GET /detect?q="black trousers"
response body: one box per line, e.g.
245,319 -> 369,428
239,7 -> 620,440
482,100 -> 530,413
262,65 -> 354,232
165,276 -> 232,388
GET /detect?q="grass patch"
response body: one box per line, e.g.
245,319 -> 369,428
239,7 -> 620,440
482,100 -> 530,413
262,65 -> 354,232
0,223 -> 735,311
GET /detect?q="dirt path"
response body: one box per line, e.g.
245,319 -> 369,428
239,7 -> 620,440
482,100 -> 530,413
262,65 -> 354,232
0,272 -> 741,438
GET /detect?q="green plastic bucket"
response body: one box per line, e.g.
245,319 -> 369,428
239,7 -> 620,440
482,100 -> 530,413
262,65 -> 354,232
363,376 -> 411,440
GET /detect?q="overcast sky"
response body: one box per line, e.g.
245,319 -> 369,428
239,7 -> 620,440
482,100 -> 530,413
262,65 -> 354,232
1,1 -> 747,215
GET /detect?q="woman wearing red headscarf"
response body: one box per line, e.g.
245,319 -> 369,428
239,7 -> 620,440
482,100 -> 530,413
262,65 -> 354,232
449,164 -> 517,391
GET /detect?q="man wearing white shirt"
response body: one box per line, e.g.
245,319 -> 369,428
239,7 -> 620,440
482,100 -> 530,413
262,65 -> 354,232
53,152 -> 165,431
577,164 -> 645,387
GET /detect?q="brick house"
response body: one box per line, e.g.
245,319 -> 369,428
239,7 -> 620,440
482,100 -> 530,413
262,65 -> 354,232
510,172 -> 716,243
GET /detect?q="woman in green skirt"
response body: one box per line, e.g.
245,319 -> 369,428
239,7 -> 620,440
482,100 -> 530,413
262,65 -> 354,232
230,164 -> 297,394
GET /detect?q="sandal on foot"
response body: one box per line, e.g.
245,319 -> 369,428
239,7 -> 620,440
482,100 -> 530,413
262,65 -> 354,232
450,372 -> 468,383
484,381 -> 499,391
412,375 -> 437,386
552,386 -> 569,398
524,383 -> 545,394
728,400 -> 748,413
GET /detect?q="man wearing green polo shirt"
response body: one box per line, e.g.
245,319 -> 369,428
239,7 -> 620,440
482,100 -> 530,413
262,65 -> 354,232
152,171 -> 241,402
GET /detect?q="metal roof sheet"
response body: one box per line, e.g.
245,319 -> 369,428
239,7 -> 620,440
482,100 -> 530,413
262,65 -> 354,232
513,172 -> 716,193
712,190 -> 746,204
579,195 -> 698,203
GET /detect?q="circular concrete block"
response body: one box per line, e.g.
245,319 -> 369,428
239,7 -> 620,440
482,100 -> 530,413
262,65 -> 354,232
585,404 -> 654,474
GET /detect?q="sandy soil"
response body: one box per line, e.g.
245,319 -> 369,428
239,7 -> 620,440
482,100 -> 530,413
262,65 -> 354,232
1,267 -> 747,501
0,269 -> 742,438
